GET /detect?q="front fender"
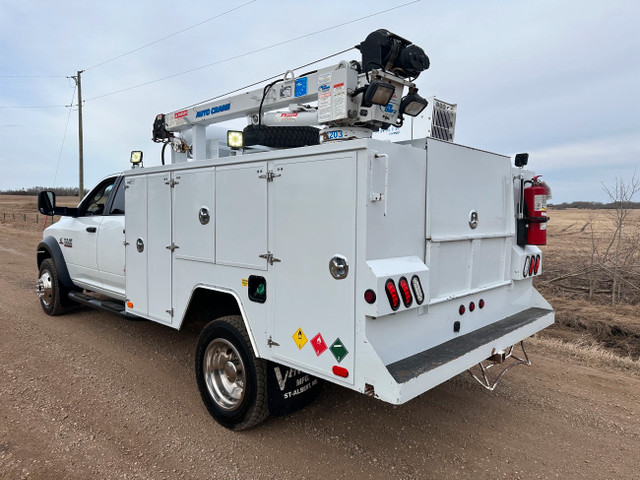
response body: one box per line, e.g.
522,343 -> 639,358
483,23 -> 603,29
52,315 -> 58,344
37,236 -> 75,289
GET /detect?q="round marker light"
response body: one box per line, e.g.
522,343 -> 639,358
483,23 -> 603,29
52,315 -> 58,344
410,275 -> 424,305
459,305 -> 465,315
479,299 -> 485,309
523,256 -> 530,278
364,289 -> 376,304
469,301 -> 475,312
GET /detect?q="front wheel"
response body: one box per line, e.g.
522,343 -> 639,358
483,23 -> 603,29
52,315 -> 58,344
37,258 -> 66,316
195,315 -> 269,430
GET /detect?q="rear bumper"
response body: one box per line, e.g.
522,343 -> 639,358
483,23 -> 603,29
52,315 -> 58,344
379,307 -> 554,403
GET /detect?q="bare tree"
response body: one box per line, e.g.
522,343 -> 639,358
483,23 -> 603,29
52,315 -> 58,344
600,171 -> 640,305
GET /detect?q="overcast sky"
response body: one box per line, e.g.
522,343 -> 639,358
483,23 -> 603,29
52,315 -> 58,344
1,0 -> 638,203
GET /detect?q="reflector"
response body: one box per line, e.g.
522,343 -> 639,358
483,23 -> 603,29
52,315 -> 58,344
332,365 -> 349,378
364,289 -> 376,304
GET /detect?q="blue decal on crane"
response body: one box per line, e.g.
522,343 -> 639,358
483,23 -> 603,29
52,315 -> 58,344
295,77 -> 307,97
195,103 -> 231,118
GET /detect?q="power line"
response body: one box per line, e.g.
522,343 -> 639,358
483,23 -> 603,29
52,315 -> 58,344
85,0 -> 420,102
83,0 -> 256,72
183,46 -> 355,110
0,104 -> 67,109
53,85 -> 78,187
0,75 -> 66,78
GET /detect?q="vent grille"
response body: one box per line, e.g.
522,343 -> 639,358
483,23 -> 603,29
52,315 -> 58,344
429,99 -> 457,142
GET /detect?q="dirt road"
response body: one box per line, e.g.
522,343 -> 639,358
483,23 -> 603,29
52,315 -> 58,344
1,220 -> 639,479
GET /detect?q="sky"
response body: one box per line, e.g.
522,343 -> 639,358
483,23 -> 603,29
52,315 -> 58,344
1,0 -> 639,203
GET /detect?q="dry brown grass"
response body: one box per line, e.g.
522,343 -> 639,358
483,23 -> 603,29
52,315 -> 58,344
536,208 -> 640,363
529,335 -> 640,377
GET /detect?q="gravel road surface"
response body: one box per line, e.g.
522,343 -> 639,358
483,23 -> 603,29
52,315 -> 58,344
1,222 -> 639,479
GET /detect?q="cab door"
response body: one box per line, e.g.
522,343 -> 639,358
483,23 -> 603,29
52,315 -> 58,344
63,176 -> 118,290
97,176 -> 126,298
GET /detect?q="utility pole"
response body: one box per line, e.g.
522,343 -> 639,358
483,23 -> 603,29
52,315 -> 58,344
71,71 -> 84,196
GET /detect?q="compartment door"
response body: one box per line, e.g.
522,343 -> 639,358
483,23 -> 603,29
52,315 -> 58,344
125,173 -> 173,324
270,155 -> 357,381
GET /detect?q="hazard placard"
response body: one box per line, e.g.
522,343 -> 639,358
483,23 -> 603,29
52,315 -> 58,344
292,327 -> 308,350
310,333 -> 328,356
330,338 -> 349,363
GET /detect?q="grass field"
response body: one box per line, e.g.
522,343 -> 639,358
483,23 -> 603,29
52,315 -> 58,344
1,194 -> 638,362
537,208 -> 640,361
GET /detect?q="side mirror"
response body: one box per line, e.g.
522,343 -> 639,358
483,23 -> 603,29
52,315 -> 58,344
38,190 -> 56,215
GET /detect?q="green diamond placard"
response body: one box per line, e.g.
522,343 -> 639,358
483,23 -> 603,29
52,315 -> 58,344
330,338 -> 349,363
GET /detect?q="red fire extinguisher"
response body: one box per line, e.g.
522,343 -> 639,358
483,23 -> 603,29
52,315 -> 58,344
524,175 -> 549,245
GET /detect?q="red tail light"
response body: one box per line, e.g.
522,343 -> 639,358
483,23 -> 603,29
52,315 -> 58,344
529,255 -> 535,276
469,301 -> 475,312
534,255 -> 541,274
385,279 -> 400,311
398,277 -> 413,307
459,304 -> 465,315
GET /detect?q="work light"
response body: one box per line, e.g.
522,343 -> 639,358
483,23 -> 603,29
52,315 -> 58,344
362,80 -> 395,107
227,130 -> 243,149
400,90 -> 428,117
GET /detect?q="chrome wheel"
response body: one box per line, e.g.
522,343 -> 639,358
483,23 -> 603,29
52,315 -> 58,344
203,338 -> 246,411
38,271 -> 53,306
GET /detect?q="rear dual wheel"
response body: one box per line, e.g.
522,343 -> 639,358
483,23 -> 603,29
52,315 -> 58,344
195,315 -> 269,430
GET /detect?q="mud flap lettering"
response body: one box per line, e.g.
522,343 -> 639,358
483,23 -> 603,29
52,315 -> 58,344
267,362 -> 323,417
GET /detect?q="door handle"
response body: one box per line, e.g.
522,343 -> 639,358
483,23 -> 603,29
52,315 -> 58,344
86,227 -> 97,233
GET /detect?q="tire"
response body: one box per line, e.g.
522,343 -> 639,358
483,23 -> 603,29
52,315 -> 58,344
37,258 -> 66,316
195,315 -> 269,430
242,125 -> 320,149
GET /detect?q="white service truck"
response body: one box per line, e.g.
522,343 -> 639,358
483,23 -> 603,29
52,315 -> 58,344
37,30 -> 554,430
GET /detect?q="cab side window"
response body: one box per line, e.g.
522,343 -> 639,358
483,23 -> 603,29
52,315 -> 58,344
82,178 -> 117,216
109,179 -> 125,215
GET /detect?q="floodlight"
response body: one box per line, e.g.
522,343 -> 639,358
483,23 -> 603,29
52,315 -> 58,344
400,91 -> 428,117
362,80 -> 395,107
227,130 -> 243,149
130,151 -> 143,165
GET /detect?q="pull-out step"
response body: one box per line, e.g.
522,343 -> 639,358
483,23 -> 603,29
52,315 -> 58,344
67,291 -> 140,320
387,307 -> 552,383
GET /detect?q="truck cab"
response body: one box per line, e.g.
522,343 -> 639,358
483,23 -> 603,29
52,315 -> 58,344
39,175 -> 126,300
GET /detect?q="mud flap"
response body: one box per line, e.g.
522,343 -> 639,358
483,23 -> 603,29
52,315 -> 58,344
266,362 -> 323,417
